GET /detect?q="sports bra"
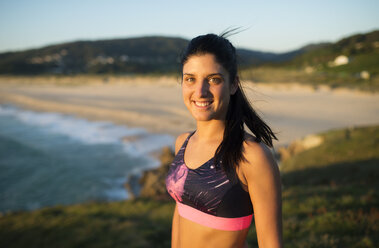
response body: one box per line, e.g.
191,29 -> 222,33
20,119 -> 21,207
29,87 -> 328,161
165,131 -> 253,231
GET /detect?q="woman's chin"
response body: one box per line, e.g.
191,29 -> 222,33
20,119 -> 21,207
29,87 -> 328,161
191,112 -> 221,122
191,113 -> 213,122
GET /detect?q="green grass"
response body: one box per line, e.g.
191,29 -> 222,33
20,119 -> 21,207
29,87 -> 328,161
0,125 -> 378,247
276,125 -> 379,248
0,199 -> 175,248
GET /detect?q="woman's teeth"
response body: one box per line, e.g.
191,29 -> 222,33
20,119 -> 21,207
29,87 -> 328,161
194,101 -> 211,107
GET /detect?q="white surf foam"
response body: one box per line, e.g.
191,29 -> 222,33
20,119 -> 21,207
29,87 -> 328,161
0,104 -> 174,155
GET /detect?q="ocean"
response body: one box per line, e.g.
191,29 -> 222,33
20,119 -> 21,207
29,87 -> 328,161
0,104 -> 174,213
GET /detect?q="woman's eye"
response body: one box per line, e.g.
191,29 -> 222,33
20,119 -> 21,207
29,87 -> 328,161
184,77 -> 195,83
209,77 -> 221,84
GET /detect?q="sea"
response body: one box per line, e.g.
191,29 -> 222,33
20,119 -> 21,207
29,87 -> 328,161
0,104 -> 174,213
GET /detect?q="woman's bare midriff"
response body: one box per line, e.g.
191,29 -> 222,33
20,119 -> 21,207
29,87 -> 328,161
177,215 -> 250,248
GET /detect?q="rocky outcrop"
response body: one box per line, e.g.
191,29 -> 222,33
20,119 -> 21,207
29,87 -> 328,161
278,134 -> 324,161
125,146 -> 174,200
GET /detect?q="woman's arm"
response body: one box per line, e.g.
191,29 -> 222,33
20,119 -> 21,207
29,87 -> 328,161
241,141 -> 283,248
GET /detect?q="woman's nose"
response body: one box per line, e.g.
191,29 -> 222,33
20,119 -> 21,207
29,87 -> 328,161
195,79 -> 210,97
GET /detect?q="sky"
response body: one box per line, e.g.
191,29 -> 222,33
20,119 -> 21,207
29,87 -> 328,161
0,0 -> 378,53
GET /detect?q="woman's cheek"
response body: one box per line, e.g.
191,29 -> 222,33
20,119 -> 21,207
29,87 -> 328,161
182,88 -> 192,108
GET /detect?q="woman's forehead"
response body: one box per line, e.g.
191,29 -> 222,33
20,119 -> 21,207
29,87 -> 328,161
182,54 -> 227,75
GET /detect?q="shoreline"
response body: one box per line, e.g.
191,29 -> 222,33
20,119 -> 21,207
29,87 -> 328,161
1,76 -> 378,147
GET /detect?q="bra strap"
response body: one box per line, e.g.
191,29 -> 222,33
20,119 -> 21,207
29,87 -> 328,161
176,131 -> 196,157
182,131 -> 195,148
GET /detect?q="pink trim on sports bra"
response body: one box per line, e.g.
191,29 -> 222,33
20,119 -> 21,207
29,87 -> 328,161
177,202 -> 253,231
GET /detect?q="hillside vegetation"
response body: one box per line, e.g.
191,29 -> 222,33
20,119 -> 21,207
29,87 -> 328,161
0,125 -> 377,248
242,30 -> 379,91
0,37 -> 189,75
0,37 -> 299,75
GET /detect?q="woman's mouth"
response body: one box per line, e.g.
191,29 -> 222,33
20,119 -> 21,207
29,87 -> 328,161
192,100 -> 213,108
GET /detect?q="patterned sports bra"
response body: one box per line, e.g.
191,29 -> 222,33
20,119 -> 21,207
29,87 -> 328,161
165,131 -> 253,231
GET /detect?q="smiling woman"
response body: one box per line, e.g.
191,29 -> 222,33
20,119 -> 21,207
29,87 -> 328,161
165,33 -> 283,248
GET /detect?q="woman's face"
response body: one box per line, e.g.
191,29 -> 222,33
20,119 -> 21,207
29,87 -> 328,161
182,53 -> 236,122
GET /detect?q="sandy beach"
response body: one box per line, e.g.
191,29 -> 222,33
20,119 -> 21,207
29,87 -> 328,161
1,76 -> 378,147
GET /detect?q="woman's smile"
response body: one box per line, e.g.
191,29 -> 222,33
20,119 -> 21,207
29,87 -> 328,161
192,100 -> 213,108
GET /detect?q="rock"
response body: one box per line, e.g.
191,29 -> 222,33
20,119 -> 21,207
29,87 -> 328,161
278,134 -> 324,161
300,134 -> 324,150
124,174 -> 140,200
138,146 -> 174,200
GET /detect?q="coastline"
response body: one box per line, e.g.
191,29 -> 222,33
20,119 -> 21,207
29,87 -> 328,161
1,75 -> 379,147
0,105 -> 176,212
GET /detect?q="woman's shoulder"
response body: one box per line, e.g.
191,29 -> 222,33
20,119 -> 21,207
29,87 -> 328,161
243,133 -> 271,156
174,132 -> 192,154
240,133 -> 278,179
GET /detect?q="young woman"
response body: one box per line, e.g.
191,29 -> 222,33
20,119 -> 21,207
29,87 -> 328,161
166,33 -> 283,248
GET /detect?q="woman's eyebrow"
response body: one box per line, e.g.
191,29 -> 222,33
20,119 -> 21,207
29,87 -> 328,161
207,73 -> 224,78
183,73 -> 224,77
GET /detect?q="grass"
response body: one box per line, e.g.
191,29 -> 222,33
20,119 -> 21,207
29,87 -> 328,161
277,125 -> 379,248
0,125 -> 378,247
0,199 -> 175,248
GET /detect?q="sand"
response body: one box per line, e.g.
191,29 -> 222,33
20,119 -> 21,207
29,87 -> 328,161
1,76 -> 378,147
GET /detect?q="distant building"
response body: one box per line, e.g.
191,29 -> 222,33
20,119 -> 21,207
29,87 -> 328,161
334,55 -> 349,66
328,55 -> 349,67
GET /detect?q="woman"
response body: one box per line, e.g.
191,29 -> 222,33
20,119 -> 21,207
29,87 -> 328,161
166,33 -> 283,248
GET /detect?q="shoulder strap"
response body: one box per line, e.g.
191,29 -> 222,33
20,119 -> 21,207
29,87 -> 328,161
177,131 -> 196,156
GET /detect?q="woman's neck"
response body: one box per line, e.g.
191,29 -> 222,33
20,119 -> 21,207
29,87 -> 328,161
194,120 -> 225,143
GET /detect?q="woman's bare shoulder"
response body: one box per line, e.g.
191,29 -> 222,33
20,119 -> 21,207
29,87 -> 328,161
174,132 -> 192,154
240,133 -> 278,179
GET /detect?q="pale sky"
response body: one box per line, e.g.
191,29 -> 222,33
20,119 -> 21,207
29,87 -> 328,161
0,0 -> 378,53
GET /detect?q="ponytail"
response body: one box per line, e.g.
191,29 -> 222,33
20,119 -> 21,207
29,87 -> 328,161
214,84 -> 278,174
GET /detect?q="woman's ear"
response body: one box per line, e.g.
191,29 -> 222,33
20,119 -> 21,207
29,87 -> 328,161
230,76 -> 239,95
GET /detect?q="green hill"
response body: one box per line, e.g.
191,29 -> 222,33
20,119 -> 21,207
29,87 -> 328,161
289,30 -> 379,74
0,37 -> 189,75
0,125 -> 377,247
241,30 -> 379,91
0,36 -> 303,75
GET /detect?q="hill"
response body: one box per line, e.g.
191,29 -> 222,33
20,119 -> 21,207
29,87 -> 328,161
0,36 -> 305,75
288,30 -> 379,74
0,37 -> 188,75
241,30 -> 379,91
